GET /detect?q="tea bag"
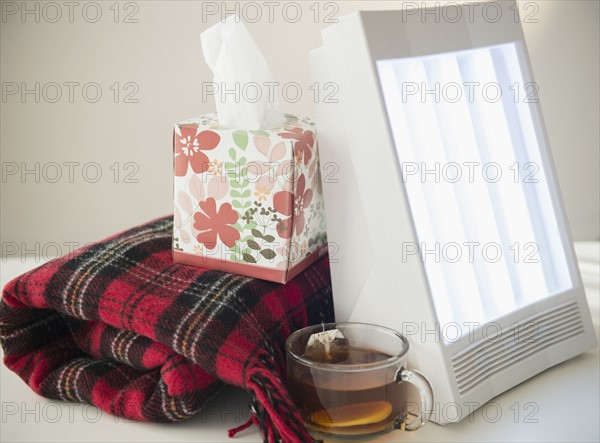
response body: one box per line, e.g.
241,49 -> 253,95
303,328 -> 350,363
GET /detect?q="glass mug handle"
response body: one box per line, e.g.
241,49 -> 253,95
395,367 -> 433,431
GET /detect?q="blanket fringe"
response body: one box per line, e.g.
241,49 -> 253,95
245,367 -> 313,443
228,417 -> 255,437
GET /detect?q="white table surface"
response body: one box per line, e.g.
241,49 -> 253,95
1,243 -> 598,443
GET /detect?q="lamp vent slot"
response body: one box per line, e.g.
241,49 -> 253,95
452,301 -> 584,395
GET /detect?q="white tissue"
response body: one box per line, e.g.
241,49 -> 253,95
201,16 -> 286,130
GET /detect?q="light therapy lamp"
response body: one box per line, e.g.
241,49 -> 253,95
310,2 -> 597,424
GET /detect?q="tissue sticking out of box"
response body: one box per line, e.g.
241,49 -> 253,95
200,16 -> 286,130
303,328 -> 350,364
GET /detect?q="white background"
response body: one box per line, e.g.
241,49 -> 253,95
1,1 -> 599,259
1,1 -> 599,442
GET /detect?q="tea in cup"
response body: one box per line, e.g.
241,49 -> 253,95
286,322 -> 433,440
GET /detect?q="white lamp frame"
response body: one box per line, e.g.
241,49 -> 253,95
310,2 -> 597,423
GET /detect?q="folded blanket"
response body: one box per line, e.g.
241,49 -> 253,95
0,216 -> 334,442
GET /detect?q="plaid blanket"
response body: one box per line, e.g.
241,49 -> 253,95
0,216 -> 334,442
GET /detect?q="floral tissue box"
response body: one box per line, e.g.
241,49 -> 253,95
172,113 -> 328,283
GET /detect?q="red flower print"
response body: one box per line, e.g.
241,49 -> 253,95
193,198 -> 240,249
175,127 -> 220,176
273,174 -> 313,239
279,127 -> 314,166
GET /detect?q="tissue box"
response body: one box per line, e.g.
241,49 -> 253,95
172,113 -> 328,283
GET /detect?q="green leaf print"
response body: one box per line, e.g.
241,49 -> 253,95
233,131 -> 248,151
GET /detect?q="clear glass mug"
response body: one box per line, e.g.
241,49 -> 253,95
285,322 -> 433,441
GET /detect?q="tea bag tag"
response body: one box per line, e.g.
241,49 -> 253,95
303,328 -> 350,363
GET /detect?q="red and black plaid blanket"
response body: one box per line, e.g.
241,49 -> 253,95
0,216 -> 334,442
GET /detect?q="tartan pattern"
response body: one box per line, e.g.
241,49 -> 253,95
0,216 -> 334,442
